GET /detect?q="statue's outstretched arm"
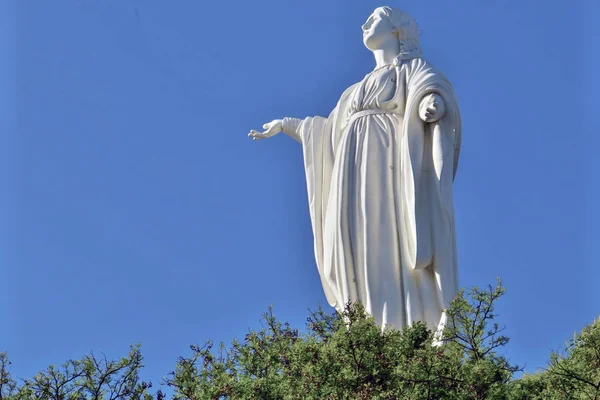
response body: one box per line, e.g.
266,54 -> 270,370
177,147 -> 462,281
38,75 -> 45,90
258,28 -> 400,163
248,117 -> 304,143
281,117 -> 303,143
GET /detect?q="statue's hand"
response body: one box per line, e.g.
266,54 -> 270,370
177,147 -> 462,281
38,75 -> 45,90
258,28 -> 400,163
419,94 -> 446,123
248,119 -> 283,141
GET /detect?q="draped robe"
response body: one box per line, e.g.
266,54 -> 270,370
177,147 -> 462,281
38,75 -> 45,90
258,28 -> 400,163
295,57 -> 461,333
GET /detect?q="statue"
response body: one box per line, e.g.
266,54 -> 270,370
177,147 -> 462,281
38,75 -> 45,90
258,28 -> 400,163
249,6 -> 461,336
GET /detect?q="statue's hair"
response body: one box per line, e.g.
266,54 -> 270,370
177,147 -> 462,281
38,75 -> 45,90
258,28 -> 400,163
376,6 -> 422,57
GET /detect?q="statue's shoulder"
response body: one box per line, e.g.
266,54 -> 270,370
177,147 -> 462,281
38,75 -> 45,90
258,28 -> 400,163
341,82 -> 361,98
337,82 -> 361,106
403,58 -> 435,75
404,58 -> 453,89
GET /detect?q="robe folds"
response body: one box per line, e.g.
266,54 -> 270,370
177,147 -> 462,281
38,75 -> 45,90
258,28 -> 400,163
296,57 -> 461,333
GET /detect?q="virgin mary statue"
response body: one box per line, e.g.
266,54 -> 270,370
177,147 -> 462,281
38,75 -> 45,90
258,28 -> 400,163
249,6 -> 461,335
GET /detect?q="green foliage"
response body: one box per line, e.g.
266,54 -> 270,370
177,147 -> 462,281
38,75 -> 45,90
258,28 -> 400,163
508,317 -> 600,400
546,317 -> 600,398
1,346 -> 157,400
1,352 -> 18,399
2,282 -> 599,399
441,280 -> 520,399
163,281 -> 520,399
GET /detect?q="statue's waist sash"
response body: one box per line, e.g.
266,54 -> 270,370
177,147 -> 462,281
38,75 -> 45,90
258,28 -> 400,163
349,109 -> 399,124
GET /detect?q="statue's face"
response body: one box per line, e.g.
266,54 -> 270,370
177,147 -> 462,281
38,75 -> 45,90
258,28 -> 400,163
362,9 -> 396,50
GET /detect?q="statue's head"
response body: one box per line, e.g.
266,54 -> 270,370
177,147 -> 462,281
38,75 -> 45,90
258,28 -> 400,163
362,6 -> 422,59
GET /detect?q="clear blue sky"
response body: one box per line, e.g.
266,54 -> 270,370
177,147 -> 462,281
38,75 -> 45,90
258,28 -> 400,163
1,0 -> 598,390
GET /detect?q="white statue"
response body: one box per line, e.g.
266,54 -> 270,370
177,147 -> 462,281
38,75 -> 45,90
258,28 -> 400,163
249,6 -> 461,335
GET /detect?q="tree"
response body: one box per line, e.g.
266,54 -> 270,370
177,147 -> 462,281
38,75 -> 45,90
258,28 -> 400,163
3,282 -> 598,399
1,352 -> 18,399
164,281 -> 520,399
508,317 -> 600,400
2,346 -> 158,400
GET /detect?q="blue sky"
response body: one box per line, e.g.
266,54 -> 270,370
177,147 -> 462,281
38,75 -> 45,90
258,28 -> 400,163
1,0 -> 598,390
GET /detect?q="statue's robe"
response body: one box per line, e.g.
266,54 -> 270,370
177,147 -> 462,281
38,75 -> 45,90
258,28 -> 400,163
295,57 -> 461,333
